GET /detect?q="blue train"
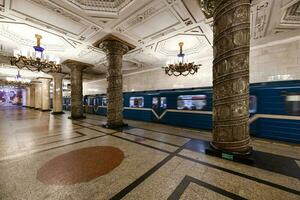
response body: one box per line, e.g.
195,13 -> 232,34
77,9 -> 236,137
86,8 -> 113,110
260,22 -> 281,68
63,80 -> 300,144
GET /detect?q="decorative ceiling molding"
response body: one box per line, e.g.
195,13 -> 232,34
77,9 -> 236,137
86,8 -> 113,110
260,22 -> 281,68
63,0 -> 134,15
250,0 -> 273,40
155,33 -> 210,57
114,0 -> 195,44
31,0 -> 81,22
0,22 -> 75,52
281,0 -> 300,26
9,0 -> 102,41
0,0 -> 4,12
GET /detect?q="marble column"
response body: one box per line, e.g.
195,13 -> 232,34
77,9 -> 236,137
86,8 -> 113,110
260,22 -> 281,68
38,78 -> 52,111
25,87 -> 31,107
99,39 -> 130,128
63,60 -> 92,119
22,89 -> 26,107
50,73 -> 65,115
34,82 -> 42,110
202,0 -> 251,154
30,85 -> 35,108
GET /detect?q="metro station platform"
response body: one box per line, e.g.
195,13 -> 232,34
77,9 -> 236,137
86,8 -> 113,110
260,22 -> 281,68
0,106 -> 299,200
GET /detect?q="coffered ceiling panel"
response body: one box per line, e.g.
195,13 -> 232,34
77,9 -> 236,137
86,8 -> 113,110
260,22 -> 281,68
281,0 -> 300,26
9,0 -> 102,40
130,10 -> 180,39
0,23 -> 72,52
0,0 -> 297,82
63,0 -> 134,15
155,34 -> 209,57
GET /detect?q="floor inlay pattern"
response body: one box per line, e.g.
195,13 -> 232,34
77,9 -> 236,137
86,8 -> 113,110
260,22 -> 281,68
0,107 -> 300,200
37,146 -> 124,185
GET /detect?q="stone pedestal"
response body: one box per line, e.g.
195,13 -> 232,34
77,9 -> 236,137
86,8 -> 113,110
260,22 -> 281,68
99,39 -> 130,129
63,60 -> 92,119
34,82 -> 42,110
202,0 -> 252,155
38,78 -> 52,111
50,73 -> 65,115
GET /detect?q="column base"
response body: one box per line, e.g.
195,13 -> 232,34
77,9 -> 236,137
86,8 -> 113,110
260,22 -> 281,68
205,143 -> 254,165
68,116 -> 86,120
102,123 -> 128,130
51,111 -> 65,115
41,109 -> 52,112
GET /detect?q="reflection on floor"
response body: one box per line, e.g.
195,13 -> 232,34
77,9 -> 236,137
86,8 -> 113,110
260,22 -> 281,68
0,106 -> 299,200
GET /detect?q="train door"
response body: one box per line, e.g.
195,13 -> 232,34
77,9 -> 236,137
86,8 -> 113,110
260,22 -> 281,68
151,96 -> 167,122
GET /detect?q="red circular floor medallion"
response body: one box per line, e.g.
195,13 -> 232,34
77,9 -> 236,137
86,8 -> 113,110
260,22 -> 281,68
37,146 -> 124,185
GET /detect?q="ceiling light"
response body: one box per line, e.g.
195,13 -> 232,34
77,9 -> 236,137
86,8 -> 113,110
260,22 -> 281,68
163,42 -> 201,76
10,34 -> 62,73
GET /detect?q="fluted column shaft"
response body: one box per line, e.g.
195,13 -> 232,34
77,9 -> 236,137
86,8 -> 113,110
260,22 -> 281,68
30,85 -> 35,108
34,82 -> 42,110
51,73 -> 65,114
70,67 -> 84,118
26,87 -> 31,107
211,0 -> 251,154
99,40 -> 129,128
63,60 -> 91,119
38,78 -> 51,111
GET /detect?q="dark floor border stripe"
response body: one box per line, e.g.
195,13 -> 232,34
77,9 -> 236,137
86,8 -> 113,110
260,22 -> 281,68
53,115 -> 118,135
168,175 -> 247,200
35,135 -> 83,147
176,154 -> 300,196
121,131 -> 181,147
125,126 -> 300,162
111,134 -> 172,154
128,126 -> 205,141
57,115 -> 300,196
74,131 -> 87,136
0,134 -> 109,163
109,146 -> 186,200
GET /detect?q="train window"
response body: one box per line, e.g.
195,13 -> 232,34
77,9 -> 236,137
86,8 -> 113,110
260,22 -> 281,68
152,97 -> 158,109
130,97 -> 144,108
249,95 -> 257,113
160,97 -> 167,109
102,97 -> 107,106
177,95 -> 206,110
286,94 -> 300,115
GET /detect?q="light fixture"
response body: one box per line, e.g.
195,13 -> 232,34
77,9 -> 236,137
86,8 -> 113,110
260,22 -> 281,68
10,34 -> 62,73
163,42 -> 201,76
6,70 -> 31,84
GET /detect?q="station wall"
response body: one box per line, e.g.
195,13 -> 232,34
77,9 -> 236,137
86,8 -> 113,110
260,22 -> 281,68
83,39 -> 300,95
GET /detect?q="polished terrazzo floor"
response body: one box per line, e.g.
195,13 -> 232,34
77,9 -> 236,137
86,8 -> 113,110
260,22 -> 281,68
0,106 -> 299,200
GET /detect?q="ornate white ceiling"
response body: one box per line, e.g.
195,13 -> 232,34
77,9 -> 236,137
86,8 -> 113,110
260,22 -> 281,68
63,0 -> 134,15
0,0 -> 298,81
251,0 -> 300,41
0,0 -> 213,80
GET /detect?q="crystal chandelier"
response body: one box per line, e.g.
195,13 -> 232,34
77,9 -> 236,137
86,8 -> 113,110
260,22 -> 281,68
6,70 -> 31,84
163,42 -> 201,76
10,34 -> 62,73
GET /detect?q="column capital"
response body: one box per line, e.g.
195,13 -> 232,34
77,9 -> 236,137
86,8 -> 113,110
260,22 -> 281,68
199,0 -> 220,18
96,35 -> 135,55
62,59 -> 94,71
49,72 -> 66,79
37,77 -> 52,83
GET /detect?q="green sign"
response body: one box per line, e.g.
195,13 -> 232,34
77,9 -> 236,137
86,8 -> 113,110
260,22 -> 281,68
222,153 -> 233,160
